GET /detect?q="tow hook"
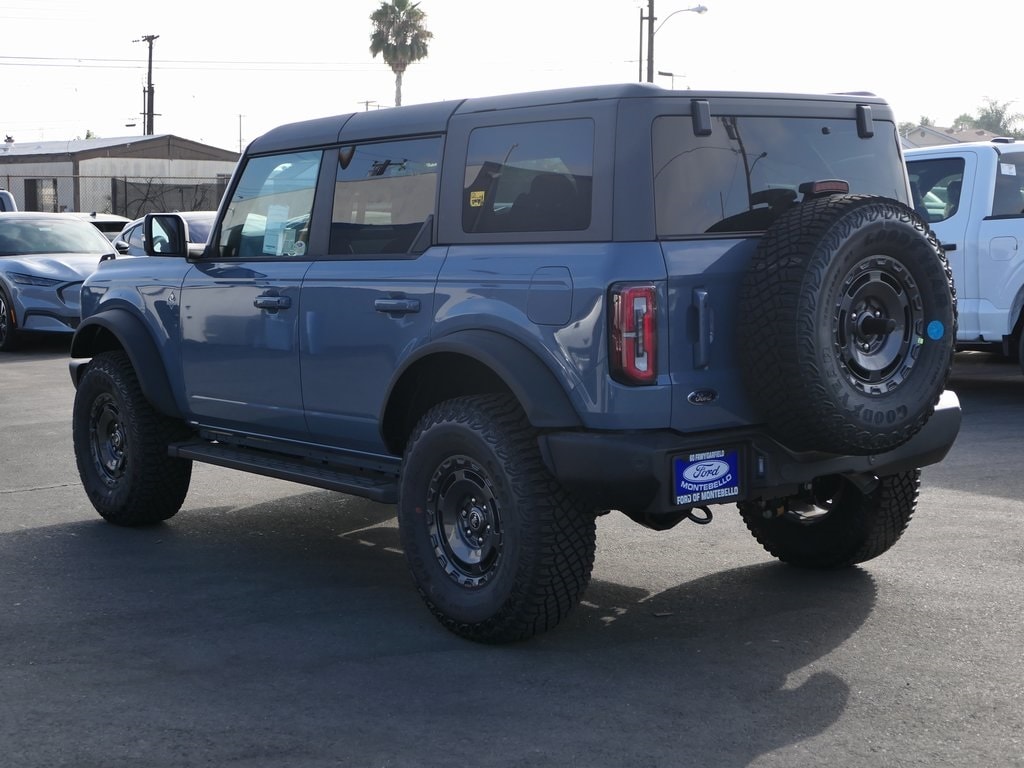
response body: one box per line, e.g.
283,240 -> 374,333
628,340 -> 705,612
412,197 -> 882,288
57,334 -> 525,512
686,506 -> 713,525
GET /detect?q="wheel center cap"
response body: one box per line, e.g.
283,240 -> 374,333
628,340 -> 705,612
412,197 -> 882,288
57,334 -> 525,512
467,507 -> 486,532
855,312 -> 897,339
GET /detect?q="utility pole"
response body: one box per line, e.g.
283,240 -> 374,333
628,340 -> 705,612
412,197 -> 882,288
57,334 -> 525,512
134,34 -> 159,135
646,0 -> 656,84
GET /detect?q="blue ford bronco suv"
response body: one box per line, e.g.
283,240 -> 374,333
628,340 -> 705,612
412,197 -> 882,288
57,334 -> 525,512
70,84 -> 961,642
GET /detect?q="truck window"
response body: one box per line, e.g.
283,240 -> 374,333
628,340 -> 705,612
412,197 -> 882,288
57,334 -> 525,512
329,137 -> 441,256
653,115 -> 908,236
992,159 -> 1024,217
217,151 -> 322,260
906,157 -> 966,223
462,119 -> 594,234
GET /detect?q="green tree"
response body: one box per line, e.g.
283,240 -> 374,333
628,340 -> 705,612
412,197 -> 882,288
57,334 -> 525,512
369,0 -> 433,108
951,113 -> 975,132
973,98 -> 1024,138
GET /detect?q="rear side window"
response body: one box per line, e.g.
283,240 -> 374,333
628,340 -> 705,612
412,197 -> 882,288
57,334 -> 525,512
906,156 -> 967,222
330,137 -> 442,256
653,115 -> 908,236
217,150 -> 321,259
463,119 -> 594,233
991,155 -> 1024,217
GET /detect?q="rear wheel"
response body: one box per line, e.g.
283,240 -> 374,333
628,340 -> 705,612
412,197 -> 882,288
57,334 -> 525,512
738,470 -> 921,568
72,350 -> 193,525
398,394 -> 596,643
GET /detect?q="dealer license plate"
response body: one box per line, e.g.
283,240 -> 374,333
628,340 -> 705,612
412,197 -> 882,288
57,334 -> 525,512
672,448 -> 741,506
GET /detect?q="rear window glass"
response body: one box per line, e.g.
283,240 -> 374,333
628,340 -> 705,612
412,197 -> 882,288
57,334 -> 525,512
463,119 -> 593,233
653,115 -> 908,236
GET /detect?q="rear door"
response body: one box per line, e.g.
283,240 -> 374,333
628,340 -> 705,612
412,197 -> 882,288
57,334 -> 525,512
299,136 -> 444,454
179,150 -> 321,439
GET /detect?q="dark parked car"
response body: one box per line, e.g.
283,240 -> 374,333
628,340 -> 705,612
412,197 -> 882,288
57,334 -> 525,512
0,212 -> 115,350
113,211 -> 215,257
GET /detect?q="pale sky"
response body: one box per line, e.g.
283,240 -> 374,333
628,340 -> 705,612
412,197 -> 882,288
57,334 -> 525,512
1,0 -> 1020,152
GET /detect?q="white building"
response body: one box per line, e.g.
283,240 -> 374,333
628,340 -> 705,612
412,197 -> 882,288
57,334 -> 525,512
0,134 -> 238,215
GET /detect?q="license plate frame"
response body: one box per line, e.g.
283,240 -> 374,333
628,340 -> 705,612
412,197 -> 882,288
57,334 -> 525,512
672,447 -> 742,506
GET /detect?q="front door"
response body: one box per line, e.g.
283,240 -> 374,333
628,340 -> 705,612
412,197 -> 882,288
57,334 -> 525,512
179,150 -> 322,439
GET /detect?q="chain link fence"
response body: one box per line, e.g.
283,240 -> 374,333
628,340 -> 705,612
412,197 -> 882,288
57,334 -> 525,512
0,174 -> 230,218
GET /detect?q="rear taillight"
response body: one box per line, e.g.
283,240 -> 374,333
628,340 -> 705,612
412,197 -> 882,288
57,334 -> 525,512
610,284 -> 657,385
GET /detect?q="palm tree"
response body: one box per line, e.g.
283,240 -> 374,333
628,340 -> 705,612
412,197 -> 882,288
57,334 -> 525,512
369,0 -> 433,108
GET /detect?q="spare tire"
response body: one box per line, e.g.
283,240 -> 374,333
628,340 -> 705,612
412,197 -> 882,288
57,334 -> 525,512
738,194 -> 956,455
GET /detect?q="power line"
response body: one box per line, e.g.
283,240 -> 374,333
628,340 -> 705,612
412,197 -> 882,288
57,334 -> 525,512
0,55 -> 381,73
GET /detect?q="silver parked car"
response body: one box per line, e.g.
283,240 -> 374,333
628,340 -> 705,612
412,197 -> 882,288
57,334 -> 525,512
113,211 -> 216,257
0,212 -> 115,350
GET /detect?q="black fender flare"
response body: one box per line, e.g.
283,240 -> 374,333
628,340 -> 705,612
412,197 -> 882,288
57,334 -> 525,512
70,307 -> 182,419
383,329 -> 581,448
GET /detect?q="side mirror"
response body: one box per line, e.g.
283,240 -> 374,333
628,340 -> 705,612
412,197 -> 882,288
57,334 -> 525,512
144,213 -> 188,257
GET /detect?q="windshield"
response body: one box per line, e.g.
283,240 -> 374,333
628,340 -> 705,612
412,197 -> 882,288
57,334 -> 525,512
185,216 -> 214,244
653,115 -> 908,236
0,218 -> 114,256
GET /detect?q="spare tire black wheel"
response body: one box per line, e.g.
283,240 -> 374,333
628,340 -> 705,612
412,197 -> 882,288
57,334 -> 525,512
738,195 -> 956,455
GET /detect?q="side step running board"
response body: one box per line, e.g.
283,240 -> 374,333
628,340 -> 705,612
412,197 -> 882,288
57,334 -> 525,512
169,441 -> 399,504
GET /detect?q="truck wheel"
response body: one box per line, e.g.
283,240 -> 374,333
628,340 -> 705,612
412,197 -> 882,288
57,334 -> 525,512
738,470 -> 920,568
72,350 -> 192,525
398,394 -> 596,643
738,195 -> 956,455
0,288 -> 21,351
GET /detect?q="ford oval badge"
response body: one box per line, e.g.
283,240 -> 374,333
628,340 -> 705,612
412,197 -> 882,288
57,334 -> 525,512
687,389 -> 718,405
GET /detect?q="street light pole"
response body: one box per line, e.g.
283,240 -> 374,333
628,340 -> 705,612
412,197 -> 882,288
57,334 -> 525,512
644,4 -> 708,84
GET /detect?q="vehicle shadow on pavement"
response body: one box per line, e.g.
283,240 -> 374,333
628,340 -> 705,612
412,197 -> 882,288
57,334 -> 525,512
0,492 -> 875,768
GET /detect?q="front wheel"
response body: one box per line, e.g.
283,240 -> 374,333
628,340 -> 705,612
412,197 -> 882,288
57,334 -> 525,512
72,350 -> 193,525
0,288 -> 21,351
738,470 -> 921,568
398,394 -> 596,643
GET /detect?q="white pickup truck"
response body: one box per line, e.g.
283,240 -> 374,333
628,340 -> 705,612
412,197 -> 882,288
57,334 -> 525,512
906,139 -> 1024,370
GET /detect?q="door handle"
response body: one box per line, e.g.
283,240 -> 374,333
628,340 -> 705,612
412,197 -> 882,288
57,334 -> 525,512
941,243 -> 957,252
692,288 -> 713,369
253,294 -> 291,310
374,298 -> 421,315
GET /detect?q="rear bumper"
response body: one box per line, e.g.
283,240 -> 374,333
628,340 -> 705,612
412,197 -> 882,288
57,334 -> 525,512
539,390 -> 961,516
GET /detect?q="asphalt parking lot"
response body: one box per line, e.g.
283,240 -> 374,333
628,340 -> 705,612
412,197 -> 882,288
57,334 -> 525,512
1,342 -> 1022,768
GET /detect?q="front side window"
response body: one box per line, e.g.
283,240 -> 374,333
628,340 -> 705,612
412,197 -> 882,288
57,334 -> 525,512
330,137 -> 441,256
217,150 -> 321,259
906,156 -> 967,222
462,119 -> 594,233
653,115 -> 908,236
